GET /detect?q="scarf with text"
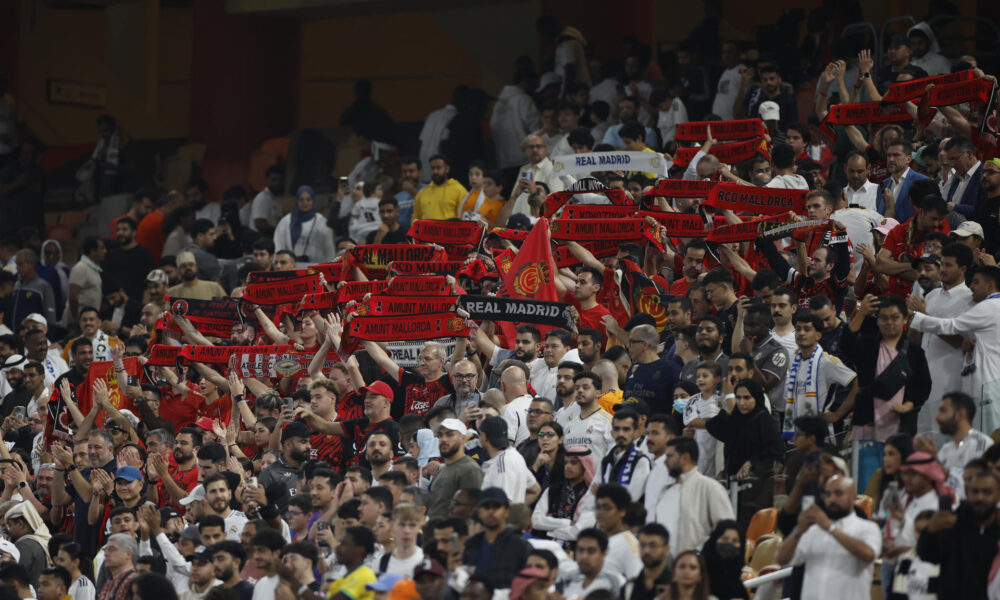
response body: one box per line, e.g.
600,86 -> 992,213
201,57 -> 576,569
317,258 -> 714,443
177,344 -> 292,365
701,183 -> 807,215
672,137 -> 769,168
407,220 -> 484,246
348,312 -> 470,341
675,118 -> 767,141
242,273 -> 323,305
456,295 -> 573,328
550,217 -> 649,241
227,348 -> 340,378
881,69 -> 976,103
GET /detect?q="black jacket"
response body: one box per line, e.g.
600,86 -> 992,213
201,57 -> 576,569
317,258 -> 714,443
462,526 -> 531,590
840,325 -> 931,434
917,502 -> 1000,599
706,404 -> 783,477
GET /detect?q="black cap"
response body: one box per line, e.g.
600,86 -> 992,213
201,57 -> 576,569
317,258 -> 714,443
888,33 -> 911,48
190,549 -> 213,563
614,398 -> 651,416
160,507 -> 180,523
505,214 -> 532,231
912,253 -> 942,269
477,487 -> 510,508
281,421 -> 312,443
478,416 -> 508,448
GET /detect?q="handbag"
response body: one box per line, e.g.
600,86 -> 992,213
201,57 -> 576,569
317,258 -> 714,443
870,338 -> 911,399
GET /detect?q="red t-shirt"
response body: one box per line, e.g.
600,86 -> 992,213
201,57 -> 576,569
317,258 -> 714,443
882,217 -> 951,297
564,292 -> 612,337
337,391 -> 365,422
158,383 -> 202,431
670,277 -> 693,297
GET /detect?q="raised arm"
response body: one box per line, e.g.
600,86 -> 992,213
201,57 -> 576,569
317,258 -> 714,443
719,244 -> 758,281
564,241 -> 606,271
173,314 -> 213,347
361,340 -> 402,384
192,362 -> 231,395
254,306 -> 290,345
844,125 -> 869,153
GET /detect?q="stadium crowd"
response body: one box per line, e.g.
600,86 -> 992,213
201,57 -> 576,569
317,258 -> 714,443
1,10 -> 1000,600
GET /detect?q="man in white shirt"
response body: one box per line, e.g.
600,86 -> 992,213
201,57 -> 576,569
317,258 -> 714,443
528,329 -> 580,402
842,150 -> 880,210
499,364 -> 533,447
927,391 -> 992,499
509,134 -> 566,217
490,70 -> 541,171
249,165 -> 284,235
479,416 -> 540,505
599,408 -> 651,501
643,415 -> 678,519
418,93 -> 459,181
778,475 -> 882,600
914,243 -> 975,438
712,42 -> 745,120
765,144 -> 810,190
562,371 -> 614,462
594,484 -> 642,581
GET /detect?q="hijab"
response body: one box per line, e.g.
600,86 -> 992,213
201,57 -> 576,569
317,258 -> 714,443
290,185 -> 317,245
702,519 -> 749,599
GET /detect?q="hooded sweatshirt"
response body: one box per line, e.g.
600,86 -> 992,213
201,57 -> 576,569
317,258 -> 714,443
907,23 -> 951,76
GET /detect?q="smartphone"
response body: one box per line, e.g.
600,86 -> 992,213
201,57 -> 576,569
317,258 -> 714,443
801,494 -> 816,510
317,521 -> 329,531
247,476 -> 258,489
13,407 -> 25,420
285,397 -> 295,411
939,494 -> 953,511
339,176 -> 349,189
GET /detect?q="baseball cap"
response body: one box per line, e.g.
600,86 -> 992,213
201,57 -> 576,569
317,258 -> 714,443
477,486 -> 510,508
281,420 -> 312,443
478,416 -> 508,448
435,418 -> 468,436
194,417 -> 215,432
146,269 -> 169,285
614,398 -> 651,416
176,251 -> 196,267
160,507 -> 181,523
872,217 -> 900,237
21,313 -> 46,327
360,380 -> 394,402
191,549 -> 213,563
912,253 -> 942,269
758,101 -> 780,121
179,484 -> 205,506
506,213 -> 532,231
179,525 -> 201,541
535,71 -> 562,93
889,33 -> 912,48
950,220 -> 984,239
118,409 -> 140,428
115,466 -> 144,482
413,558 -> 446,578
367,573 -> 405,592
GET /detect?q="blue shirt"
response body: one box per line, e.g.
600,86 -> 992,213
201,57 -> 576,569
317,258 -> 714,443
394,183 -> 427,230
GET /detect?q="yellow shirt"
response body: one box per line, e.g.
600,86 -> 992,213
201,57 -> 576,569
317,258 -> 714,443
599,389 -> 623,413
413,178 -> 468,220
327,565 -> 376,599
166,279 -> 228,301
457,190 -> 505,224
624,147 -> 659,180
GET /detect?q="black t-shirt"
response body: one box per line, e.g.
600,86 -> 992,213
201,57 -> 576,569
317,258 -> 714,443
365,226 -> 408,245
104,244 -> 155,300
391,369 -> 453,419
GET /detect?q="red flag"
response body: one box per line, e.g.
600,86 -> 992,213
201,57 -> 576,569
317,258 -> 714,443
47,358 -> 141,443
497,219 -> 559,340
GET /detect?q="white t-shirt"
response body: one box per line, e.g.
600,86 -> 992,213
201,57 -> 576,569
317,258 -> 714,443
766,174 -> 810,190
682,392 -> 721,477
249,189 -> 283,231
788,351 -> 857,422
938,429 -> 992,499
384,547 -> 425,577
712,64 -> 746,120
529,349 -> 581,402
349,196 -> 381,243
832,207 -> 882,274
481,448 -> 538,504
70,575 -> 96,600
606,530 -> 642,580
563,407 -> 613,461
223,510 -> 248,541
252,575 -> 280,600
503,394 -> 534,446
791,513 -> 882,600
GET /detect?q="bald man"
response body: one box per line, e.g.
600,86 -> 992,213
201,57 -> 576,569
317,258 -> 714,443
500,363 -> 533,446
777,476 -> 881,599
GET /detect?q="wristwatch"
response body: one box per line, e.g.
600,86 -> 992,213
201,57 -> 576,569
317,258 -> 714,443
17,482 -> 27,489
66,464 -> 77,473
860,72 -> 872,79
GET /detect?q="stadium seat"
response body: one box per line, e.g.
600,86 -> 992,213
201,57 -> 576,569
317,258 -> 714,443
746,507 -> 778,546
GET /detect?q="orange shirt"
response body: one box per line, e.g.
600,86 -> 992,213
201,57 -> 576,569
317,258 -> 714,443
136,209 -> 166,260
457,190 -> 505,225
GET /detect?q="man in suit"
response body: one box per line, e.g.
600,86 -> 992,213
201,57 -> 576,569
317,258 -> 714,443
878,139 -> 929,222
944,136 -> 983,218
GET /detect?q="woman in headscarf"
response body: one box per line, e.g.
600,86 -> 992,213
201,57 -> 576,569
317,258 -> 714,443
702,520 -> 749,599
40,240 -> 69,319
273,185 -> 335,263
531,445 -> 596,541
705,379 -> 784,527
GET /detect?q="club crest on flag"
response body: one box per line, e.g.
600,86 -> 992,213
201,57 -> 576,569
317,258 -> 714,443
448,316 -> 466,333
171,299 -> 189,316
356,303 -> 369,316
513,261 -> 551,296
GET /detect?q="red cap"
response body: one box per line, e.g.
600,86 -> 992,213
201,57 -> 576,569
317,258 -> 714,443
360,380 -> 394,402
194,417 -> 215,431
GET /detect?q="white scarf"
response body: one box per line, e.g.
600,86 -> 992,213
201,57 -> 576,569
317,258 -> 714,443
459,189 -> 487,221
783,345 -> 824,437
92,129 -> 120,169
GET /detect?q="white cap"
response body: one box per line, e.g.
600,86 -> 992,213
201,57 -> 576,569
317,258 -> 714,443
536,72 -> 562,93
20,313 -> 46,327
951,220 -> 984,238
759,101 -> 780,121
0,539 -> 19,562
179,484 -> 205,506
436,418 -> 468,437
118,409 -> 140,428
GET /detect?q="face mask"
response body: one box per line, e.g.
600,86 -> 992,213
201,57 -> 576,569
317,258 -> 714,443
715,542 -> 741,560
673,398 -> 688,414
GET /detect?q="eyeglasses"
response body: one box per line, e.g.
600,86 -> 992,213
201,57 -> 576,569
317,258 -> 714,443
453,373 -> 476,380
627,339 -> 644,345
537,431 -> 558,438
527,409 -> 553,416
